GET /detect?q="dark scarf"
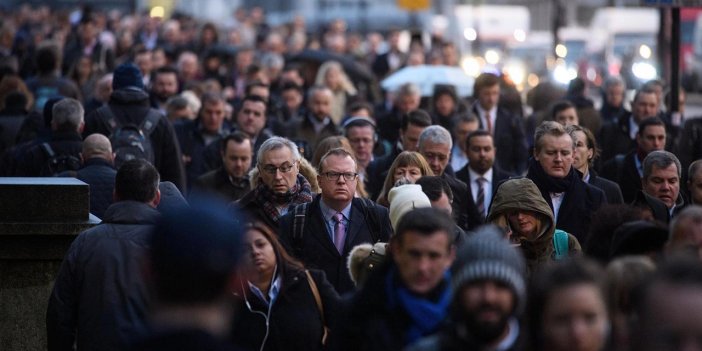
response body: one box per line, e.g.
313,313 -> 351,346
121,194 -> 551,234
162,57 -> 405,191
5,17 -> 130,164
254,174 -> 313,223
526,158 -> 578,194
385,267 -> 452,345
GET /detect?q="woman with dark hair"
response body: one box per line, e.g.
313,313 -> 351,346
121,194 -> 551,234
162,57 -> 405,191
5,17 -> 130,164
566,124 -> 624,204
376,151 -> 433,207
232,222 -> 340,351
527,258 -> 610,351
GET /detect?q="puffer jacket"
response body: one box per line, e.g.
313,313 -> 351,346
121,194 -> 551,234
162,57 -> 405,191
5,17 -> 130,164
487,178 -> 580,273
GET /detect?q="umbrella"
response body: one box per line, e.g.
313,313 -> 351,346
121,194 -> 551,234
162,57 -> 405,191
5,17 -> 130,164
288,49 -> 374,83
381,65 -> 475,97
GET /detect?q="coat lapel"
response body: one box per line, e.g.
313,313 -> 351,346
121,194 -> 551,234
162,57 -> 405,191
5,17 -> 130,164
309,199 -> 342,256
344,199 -> 365,254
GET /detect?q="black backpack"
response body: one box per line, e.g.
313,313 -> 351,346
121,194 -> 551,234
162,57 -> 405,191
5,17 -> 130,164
95,105 -> 160,169
39,143 -> 81,176
291,198 -> 382,258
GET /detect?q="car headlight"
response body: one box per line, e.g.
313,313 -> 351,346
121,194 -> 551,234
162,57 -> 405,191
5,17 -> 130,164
632,62 -> 657,81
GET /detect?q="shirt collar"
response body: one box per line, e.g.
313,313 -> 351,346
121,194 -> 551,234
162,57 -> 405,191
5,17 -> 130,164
468,166 -> 493,183
319,198 -> 352,222
247,268 -> 281,305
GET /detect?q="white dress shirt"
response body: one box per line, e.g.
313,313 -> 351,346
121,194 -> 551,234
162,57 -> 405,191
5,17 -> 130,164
476,104 -> 497,135
469,167 -> 493,212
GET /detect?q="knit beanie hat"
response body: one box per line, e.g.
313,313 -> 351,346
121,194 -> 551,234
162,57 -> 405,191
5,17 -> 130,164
112,63 -> 145,91
452,225 -> 527,314
388,184 -> 431,231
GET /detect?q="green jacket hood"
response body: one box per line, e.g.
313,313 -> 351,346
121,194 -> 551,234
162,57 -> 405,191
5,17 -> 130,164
487,178 -> 555,243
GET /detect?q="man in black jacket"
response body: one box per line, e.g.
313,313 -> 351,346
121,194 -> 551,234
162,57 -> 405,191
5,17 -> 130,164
471,73 -> 528,174
527,121 -> 606,243
15,98 -> 83,176
47,159 -> 162,351
418,125 -> 480,230
72,133 -> 117,219
174,92 -> 230,188
332,208 -> 455,351
601,117 -> 667,204
455,130 -> 513,221
195,132 -> 252,202
83,63 -> 186,191
279,148 -> 392,294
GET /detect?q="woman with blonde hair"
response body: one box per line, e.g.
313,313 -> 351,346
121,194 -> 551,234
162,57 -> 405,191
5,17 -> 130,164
376,151 -> 433,207
314,61 -> 357,124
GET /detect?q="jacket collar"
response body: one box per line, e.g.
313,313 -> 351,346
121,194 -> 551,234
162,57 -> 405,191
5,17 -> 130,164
82,157 -> 115,169
102,201 -> 161,224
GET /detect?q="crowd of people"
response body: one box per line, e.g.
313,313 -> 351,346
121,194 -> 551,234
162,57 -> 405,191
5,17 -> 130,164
2,4 -> 702,351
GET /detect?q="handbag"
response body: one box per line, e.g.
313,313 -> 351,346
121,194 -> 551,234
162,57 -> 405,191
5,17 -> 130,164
305,270 -> 330,345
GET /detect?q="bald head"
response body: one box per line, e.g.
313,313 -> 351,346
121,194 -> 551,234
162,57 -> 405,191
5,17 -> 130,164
82,134 -> 114,163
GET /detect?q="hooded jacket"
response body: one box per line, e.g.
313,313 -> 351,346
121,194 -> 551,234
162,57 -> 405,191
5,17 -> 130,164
487,178 -> 580,273
83,89 -> 186,191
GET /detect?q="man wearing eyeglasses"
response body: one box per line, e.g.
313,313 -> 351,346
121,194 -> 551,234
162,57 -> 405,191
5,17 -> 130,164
418,125 -> 482,231
234,136 -> 314,231
279,148 -> 392,294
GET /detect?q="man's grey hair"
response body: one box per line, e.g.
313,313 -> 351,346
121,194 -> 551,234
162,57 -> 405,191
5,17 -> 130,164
261,52 -> 284,70
52,98 -> 84,130
418,125 -> 453,150
642,150 -> 681,181
534,121 -> 574,154
602,75 -> 626,91
396,83 -> 421,99
256,136 -> 302,166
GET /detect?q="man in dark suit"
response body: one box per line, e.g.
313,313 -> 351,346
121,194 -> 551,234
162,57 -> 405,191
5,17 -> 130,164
455,130 -> 513,221
366,109 -> 432,200
601,117 -> 667,204
598,88 -> 659,165
418,125 -> 481,230
471,73 -> 528,174
195,132 -> 252,202
279,148 -> 392,294
371,29 -> 406,79
284,86 -> 340,159
376,83 -> 421,147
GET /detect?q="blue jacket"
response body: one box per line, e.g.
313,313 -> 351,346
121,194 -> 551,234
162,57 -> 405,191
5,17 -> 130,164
75,157 -> 116,219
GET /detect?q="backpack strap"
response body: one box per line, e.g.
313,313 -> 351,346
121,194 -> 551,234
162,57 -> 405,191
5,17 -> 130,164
292,202 -> 310,258
304,270 -> 329,345
553,229 -> 569,260
40,143 -> 55,158
140,109 -> 161,137
95,105 -> 120,134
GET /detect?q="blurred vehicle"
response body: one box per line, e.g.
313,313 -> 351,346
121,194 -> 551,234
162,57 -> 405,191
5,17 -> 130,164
505,31 -> 552,90
555,27 -> 592,85
451,5 -> 530,78
588,7 -> 659,89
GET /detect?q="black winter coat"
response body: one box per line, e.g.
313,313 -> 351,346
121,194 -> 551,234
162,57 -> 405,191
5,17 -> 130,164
173,118 -> 228,189
75,157 -> 117,219
47,201 -> 160,351
15,130 -> 82,176
279,196 -> 393,294
231,266 -> 340,351
83,89 -> 186,191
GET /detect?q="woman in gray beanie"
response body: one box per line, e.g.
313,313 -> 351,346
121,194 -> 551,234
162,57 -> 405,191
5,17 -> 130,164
487,178 -> 581,273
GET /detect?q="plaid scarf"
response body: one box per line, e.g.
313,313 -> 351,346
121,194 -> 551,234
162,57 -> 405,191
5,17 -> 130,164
254,174 -> 314,223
